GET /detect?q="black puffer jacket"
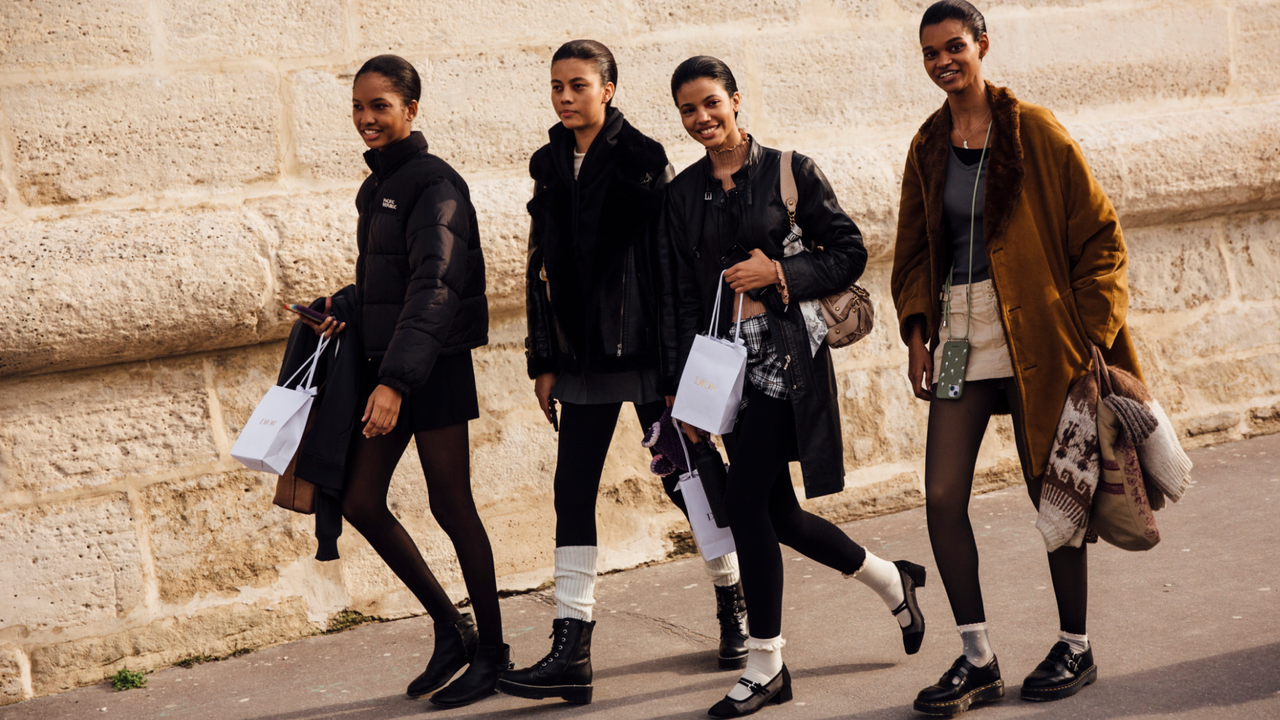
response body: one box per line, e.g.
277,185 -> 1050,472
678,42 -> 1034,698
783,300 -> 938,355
525,108 -> 673,378
658,140 -> 867,498
355,132 -> 488,396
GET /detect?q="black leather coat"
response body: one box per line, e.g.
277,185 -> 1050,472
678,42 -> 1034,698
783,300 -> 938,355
525,108 -> 673,378
355,132 -> 488,396
658,140 -> 867,498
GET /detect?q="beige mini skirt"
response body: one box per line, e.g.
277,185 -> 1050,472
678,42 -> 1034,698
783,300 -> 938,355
933,279 -> 1015,384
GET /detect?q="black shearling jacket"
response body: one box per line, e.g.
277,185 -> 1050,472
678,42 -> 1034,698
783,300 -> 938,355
525,108 -> 674,379
355,132 -> 488,396
658,140 -> 867,498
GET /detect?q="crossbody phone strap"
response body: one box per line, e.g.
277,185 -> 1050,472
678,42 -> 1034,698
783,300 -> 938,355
942,122 -> 993,342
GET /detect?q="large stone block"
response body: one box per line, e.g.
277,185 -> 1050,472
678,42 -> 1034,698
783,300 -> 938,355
1158,305 -> 1280,366
0,646 -> 31,705
0,209 -> 272,377
987,5 -> 1230,111
0,358 -> 219,496
1124,220 -> 1230,313
0,494 -> 145,634
470,177 -> 533,313
2,72 -> 279,205
626,0 -> 801,32
27,597 -> 316,695
208,341 -> 288,447
358,0 -> 612,49
838,366 -> 930,467
806,144 -> 910,260
162,0 -> 344,61
0,0 -> 150,71
287,68 -> 370,182
142,470 -> 314,604
1174,352 -> 1280,409
1234,0 -> 1280,95
1225,212 -> 1280,302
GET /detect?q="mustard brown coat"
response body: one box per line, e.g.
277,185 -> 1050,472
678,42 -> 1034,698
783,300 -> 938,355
891,84 -> 1143,481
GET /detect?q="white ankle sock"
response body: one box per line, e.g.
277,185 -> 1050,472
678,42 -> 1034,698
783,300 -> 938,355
727,636 -> 785,701
553,546 -> 598,622
703,552 -> 741,587
1060,631 -> 1089,654
850,551 -> 910,628
958,622 -> 993,666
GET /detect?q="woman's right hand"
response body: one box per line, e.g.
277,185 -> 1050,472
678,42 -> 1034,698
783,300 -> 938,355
292,296 -> 346,339
534,373 -> 557,426
907,318 -> 933,401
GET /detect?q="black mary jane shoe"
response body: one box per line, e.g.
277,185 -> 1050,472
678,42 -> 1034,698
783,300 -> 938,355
429,643 -> 513,709
892,560 -> 927,655
1020,642 -> 1096,702
914,655 -> 1004,716
707,666 -> 792,718
407,614 -> 478,699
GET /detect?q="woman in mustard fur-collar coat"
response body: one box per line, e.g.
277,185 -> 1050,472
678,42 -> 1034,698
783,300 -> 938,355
890,2 -> 1142,715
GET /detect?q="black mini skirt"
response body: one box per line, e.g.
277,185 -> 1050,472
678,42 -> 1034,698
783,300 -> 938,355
357,350 -> 480,432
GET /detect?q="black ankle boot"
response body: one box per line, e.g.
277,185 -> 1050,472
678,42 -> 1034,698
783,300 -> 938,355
497,618 -> 594,704
406,614 -> 478,699
714,583 -> 749,670
429,643 -> 513,708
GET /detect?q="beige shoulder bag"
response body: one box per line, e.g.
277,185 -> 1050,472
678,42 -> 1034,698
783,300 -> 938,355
779,150 -> 874,348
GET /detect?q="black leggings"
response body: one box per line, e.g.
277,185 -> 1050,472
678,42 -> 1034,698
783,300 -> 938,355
724,393 -> 867,640
554,400 -> 687,547
924,378 -> 1087,634
340,422 -> 503,646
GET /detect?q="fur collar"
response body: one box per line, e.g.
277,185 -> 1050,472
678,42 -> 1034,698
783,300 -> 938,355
913,83 -> 1025,260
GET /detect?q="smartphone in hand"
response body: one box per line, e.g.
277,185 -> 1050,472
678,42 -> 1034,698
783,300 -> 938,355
287,303 -> 330,324
548,399 -> 559,432
718,244 -> 752,269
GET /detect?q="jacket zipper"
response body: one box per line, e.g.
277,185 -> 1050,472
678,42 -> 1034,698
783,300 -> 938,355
617,247 -> 631,357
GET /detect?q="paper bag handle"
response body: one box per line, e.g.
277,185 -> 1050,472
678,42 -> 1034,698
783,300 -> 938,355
282,335 -> 334,393
709,270 -> 746,345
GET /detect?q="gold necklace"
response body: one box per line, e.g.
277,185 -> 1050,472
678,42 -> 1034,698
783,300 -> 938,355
710,130 -> 749,154
955,111 -> 991,149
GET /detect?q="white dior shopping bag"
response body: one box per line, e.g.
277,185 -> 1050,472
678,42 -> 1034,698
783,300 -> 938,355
673,419 -> 736,561
672,272 -> 748,435
231,336 -> 334,474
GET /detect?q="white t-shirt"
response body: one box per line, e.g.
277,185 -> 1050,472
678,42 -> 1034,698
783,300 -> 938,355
573,150 -> 586,180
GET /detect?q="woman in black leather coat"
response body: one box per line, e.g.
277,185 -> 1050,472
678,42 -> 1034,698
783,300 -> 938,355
659,57 -> 929,718
290,55 -> 501,709
501,40 -> 747,707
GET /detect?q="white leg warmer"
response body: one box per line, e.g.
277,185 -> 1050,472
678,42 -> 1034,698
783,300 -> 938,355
703,552 -> 741,587
553,545 -> 598,622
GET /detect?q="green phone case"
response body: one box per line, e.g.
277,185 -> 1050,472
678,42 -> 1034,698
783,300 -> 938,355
934,339 -> 971,400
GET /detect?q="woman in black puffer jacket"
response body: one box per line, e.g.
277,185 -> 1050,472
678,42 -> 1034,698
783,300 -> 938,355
292,55 -> 500,710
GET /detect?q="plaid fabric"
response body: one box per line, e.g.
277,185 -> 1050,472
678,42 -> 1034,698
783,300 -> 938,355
738,313 -> 788,400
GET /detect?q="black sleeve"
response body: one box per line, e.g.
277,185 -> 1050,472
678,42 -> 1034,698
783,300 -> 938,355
776,154 -> 868,301
377,178 -> 471,395
656,185 -> 703,394
524,176 -> 559,379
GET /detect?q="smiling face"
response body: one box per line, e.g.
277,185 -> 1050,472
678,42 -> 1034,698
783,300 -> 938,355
352,72 -> 417,150
674,77 -> 741,150
550,58 -> 613,131
920,18 -> 989,95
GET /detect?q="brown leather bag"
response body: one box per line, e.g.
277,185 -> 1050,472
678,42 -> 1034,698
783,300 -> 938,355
273,408 -> 318,514
779,150 -> 874,348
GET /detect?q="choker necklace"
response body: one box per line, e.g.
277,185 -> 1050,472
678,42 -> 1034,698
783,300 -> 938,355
710,131 -> 749,154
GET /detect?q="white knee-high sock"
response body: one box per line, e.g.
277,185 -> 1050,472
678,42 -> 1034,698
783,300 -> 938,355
703,552 -> 741,587
726,636 -> 785,701
850,551 -> 910,628
1060,631 -> 1089,654
959,622 -> 993,666
554,546 -> 598,622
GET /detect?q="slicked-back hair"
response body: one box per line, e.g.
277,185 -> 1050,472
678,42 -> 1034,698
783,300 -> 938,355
354,54 -> 422,104
552,39 -> 619,107
670,56 -> 739,116
920,0 -> 987,42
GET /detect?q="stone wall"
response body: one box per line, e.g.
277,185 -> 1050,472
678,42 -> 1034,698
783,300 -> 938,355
2,0 -> 1278,704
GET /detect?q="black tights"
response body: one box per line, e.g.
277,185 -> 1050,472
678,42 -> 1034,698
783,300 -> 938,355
724,393 -> 867,640
554,400 -> 686,547
924,378 -> 1087,635
340,422 -> 503,646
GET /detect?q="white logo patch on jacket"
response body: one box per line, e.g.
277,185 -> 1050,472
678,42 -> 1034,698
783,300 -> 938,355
382,198 -> 397,210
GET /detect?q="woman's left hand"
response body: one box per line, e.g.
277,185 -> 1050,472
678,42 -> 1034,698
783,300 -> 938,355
725,248 -> 777,293
362,384 -> 403,437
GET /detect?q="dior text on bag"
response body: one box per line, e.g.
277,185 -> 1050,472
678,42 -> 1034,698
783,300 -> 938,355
778,150 -> 873,349
672,271 -> 749,436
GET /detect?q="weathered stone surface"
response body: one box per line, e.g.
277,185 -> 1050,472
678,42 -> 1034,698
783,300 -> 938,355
1184,411 -> 1241,438
1174,353 -> 1280,409
1225,212 -> 1280,301
27,597 -> 317,696
142,470 -> 313,604
251,190 -> 359,326
0,646 -> 31,705
2,72 -> 279,205
1158,305 -> 1280,365
0,358 -> 219,496
208,341 -> 288,447
287,67 -> 369,182
806,145 -> 908,260
1234,0 -> 1280,95
627,0 -> 800,31
470,178 -> 533,312
162,0 -> 344,61
838,366 -> 929,468
988,5 -> 1229,110
358,0 -> 611,49
0,0 -> 150,70
0,209 -> 272,377
0,494 -> 145,633
1124,220 -> 1229,312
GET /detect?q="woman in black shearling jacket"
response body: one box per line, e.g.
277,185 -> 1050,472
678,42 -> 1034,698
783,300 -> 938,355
291,55 -> 501,710
660,57 -> 929,718
502,41 -> 747,707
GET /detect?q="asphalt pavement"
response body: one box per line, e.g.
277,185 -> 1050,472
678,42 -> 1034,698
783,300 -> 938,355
4,433 -> 1278,720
